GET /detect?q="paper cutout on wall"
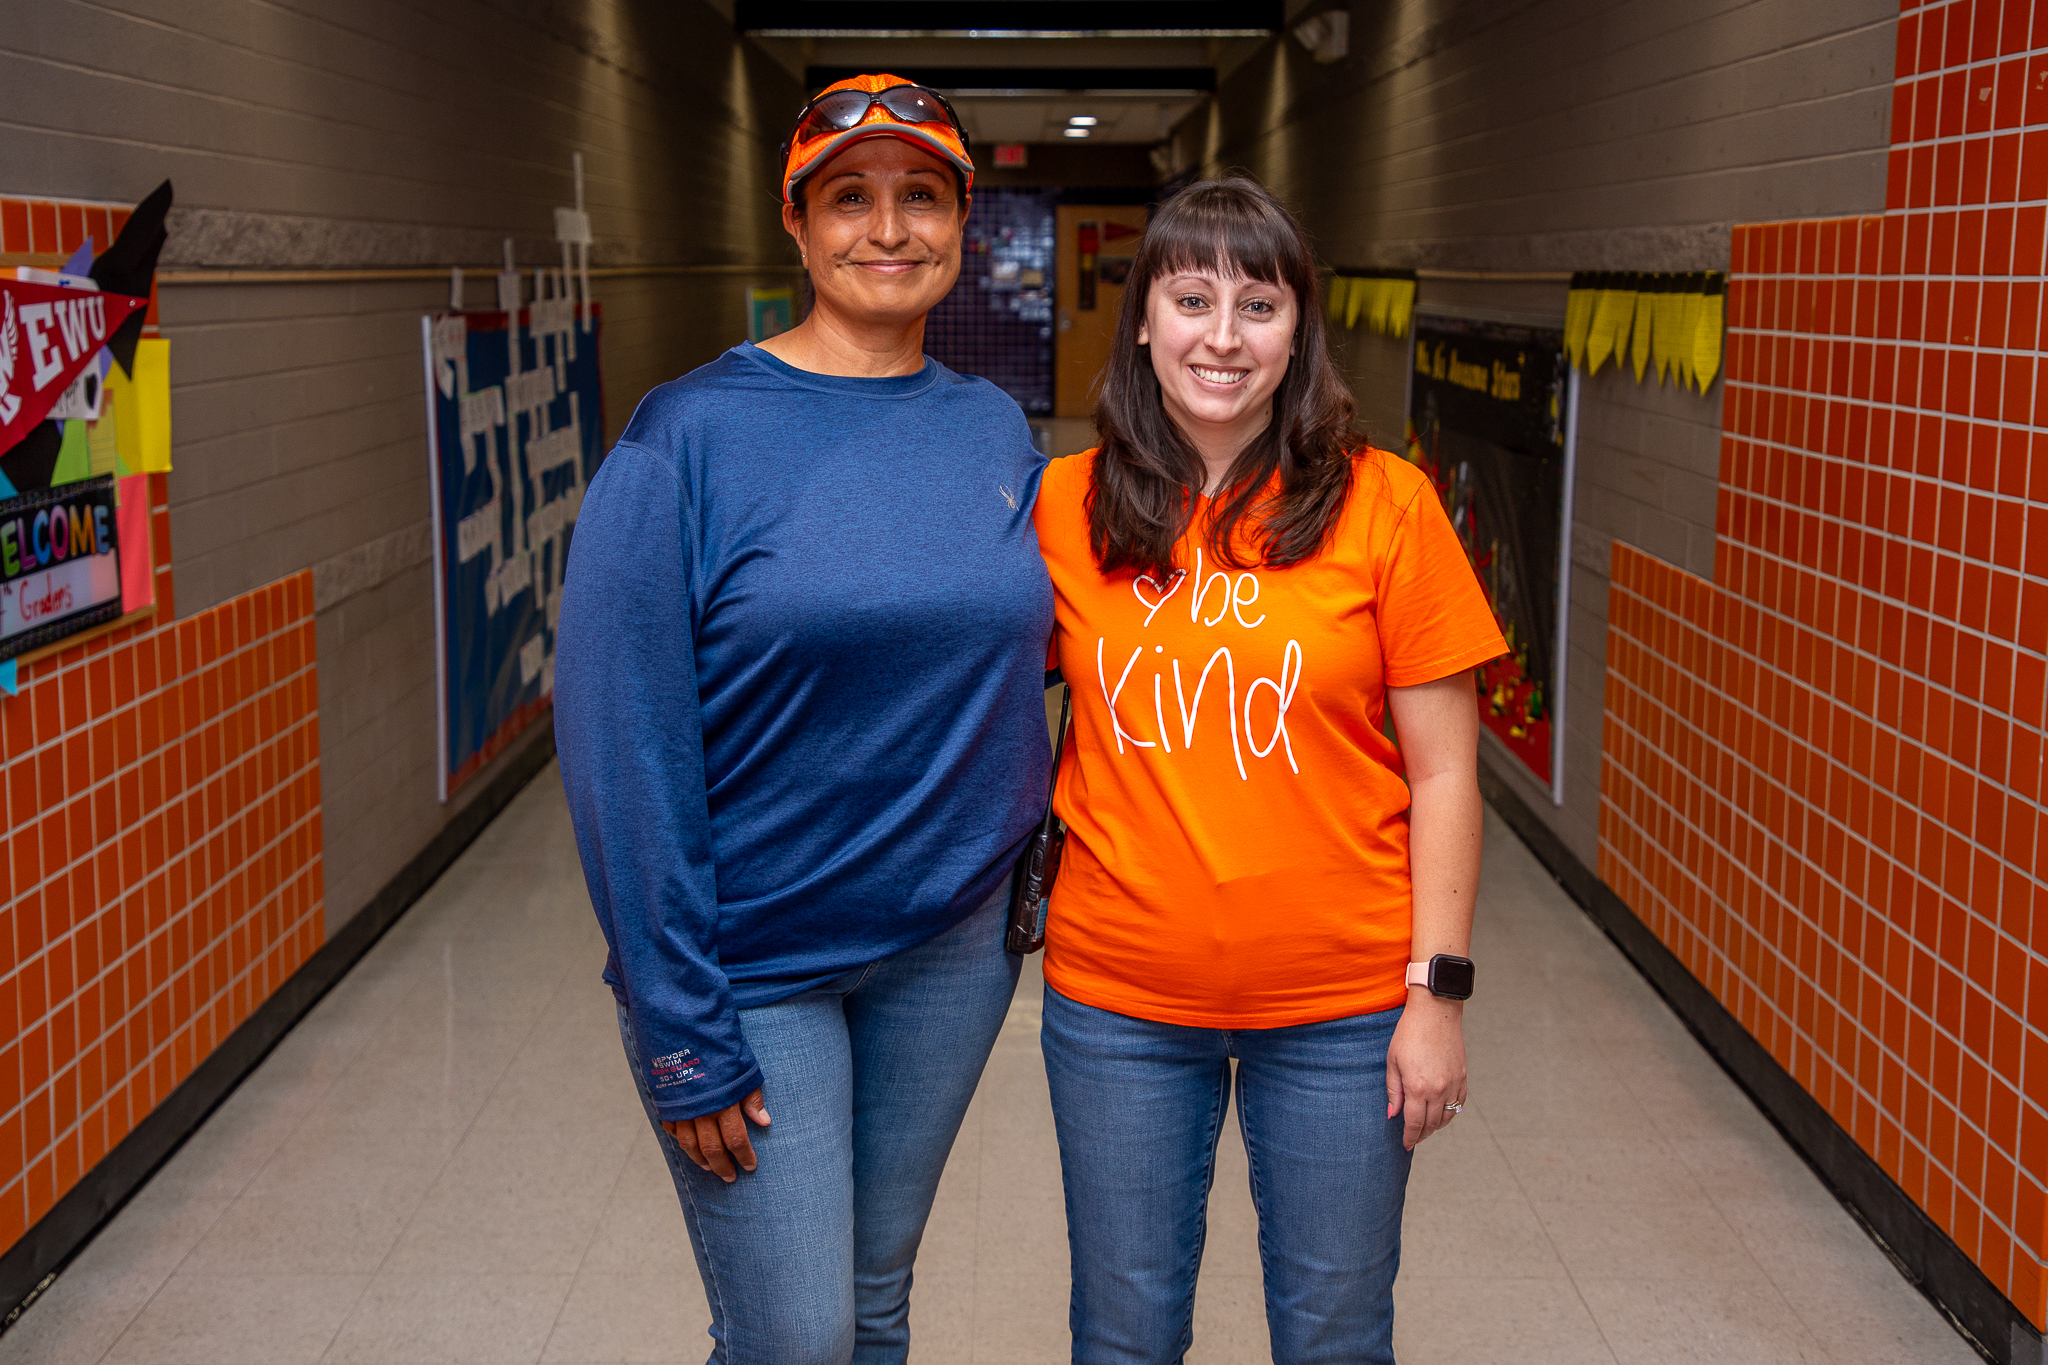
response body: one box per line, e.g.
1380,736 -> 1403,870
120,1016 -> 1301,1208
1691,281 -> 1724,390
554,155 -> 595,342
0,419 -> 61,491
117,471 -> 152,613
1563,286 -> 1594,371
129,338 -> 172,471
1567,271 -> 1724,393
1675,288 -> 1703,389
52,418 -> 90,485
48,348 -> 107,422
1585,280 -> 1634,377
87,401 -> 120,476
1650,282 -> 1681,384
90,181 -> 171,375
1629,289 -> 1654,382
1328,269 -> 1418,338
0,277 -> 149,454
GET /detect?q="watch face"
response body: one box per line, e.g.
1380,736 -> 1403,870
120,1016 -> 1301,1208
1432,955 -> 1475,999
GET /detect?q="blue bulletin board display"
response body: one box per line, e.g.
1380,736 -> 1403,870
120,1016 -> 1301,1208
421,301 -> 603,800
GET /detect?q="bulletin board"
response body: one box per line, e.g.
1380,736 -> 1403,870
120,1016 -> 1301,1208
421,300 -> 603,800
0,183 -> 173,688
747,287 -> 793,342
1405,315 -> 1578,802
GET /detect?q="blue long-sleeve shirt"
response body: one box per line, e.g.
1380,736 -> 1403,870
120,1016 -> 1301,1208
553,343 -> 1053,1121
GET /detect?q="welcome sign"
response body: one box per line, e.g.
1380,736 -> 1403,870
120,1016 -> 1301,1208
0,475 -> 122,660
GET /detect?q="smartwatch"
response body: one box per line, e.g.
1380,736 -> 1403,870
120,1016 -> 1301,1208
1406,953 -> 1475,1000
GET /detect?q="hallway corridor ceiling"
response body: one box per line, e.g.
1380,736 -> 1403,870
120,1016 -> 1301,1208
800,65 -> 1210,144
741,2 -> 1276,148
735,0 -> 1281,37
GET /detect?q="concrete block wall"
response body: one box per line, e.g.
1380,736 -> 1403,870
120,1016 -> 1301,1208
2,0 -> 803,934
1169,0 -> 1899,272
9,1 -> 792,271
1189,0 -> 1901,862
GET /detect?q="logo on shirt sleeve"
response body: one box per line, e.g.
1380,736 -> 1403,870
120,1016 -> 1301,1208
650,1048 -> 704,1089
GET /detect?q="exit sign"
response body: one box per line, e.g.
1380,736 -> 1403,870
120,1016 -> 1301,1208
993,144 -> 1028,167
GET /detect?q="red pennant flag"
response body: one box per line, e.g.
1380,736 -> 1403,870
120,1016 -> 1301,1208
0,278 -> 149,455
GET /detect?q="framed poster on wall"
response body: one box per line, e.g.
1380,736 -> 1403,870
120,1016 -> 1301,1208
747,287 -> 793,342
1405,314 -> 1578,802
421,301 -> 603,800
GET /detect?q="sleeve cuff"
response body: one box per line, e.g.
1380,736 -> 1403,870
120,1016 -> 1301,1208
1383,639 -> 1508,689
649,1065 -> 764,1123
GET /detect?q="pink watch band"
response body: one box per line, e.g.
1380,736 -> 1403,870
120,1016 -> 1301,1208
1407,961 -> 1431,989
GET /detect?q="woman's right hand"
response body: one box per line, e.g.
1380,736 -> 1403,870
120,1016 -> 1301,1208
664,1088 -> 772,1182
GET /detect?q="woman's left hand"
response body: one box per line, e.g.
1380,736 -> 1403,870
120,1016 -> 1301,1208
1386,993 -> 1467,1151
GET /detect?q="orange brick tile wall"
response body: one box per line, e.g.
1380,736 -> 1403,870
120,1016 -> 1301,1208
0,197 -> 323,1258
0,194 -> 159,326
1599,0 -> 2048,1328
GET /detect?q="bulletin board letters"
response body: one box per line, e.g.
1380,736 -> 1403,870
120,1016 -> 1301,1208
422,304 -> 603,800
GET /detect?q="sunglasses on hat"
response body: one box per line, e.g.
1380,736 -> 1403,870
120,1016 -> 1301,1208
781,83 -> 970,164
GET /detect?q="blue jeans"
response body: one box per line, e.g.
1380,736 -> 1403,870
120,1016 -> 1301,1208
618,885 -> 1021,1365
1041,986 -> 1413,1365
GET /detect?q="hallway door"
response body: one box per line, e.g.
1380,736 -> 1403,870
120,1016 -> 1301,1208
1054,205 -> 1149,418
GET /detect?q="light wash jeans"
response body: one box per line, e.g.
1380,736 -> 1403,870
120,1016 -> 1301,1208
618,884 -> 1020,1365
1041,985 -> 1413,1365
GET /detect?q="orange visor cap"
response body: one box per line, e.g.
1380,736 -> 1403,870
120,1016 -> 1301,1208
782,73 -> 975,206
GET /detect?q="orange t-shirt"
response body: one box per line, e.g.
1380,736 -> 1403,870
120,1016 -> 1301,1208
1034,448 -> 1506,1028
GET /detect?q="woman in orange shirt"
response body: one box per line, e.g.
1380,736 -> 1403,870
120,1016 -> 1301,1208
1033,179 -> 1505,1365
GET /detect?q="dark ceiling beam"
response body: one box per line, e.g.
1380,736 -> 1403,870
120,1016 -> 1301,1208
803,66 -> 1216,93
738,2 -> 1279,35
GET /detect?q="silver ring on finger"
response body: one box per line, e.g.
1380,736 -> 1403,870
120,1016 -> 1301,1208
1443,1099 -> 1463,1116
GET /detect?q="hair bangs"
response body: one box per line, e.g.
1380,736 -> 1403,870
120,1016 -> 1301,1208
1143,187 -> 1295,289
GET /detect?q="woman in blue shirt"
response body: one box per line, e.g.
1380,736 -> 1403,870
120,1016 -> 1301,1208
554,76 -> 1051,1365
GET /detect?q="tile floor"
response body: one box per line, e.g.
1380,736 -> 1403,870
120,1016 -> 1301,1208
0,763 -> 1978,1364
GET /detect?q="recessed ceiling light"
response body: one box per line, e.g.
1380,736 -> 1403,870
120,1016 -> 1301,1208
1068,115 -> 1098,126
1063,127 -> 1091,138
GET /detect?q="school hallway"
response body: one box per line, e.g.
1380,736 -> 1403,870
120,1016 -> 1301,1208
0,765 -> 1973,1365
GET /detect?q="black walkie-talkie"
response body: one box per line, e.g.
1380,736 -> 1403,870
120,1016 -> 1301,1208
1005,686 -> 1071,955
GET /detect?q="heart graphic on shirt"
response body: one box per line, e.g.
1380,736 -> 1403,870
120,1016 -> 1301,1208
1132,570 -> 1186,626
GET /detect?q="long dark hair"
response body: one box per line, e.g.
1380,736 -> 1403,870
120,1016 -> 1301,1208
1089,178 -> 1358,581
